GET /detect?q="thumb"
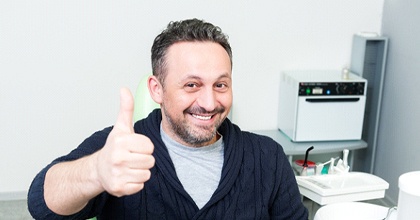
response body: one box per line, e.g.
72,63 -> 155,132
114,87 -> 135,133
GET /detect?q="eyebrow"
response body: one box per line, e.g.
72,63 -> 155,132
181,73 -> 231,81
217,73 -> 232,80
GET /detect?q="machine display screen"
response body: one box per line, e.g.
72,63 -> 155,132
299,82 -> 365,96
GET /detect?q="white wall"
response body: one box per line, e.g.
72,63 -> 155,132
0,0 -> 384,195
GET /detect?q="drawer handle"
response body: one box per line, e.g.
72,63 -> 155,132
305,98 -> 360,103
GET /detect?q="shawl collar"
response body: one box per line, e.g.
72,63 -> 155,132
134,109 -> 245,208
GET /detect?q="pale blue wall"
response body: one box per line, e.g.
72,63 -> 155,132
374,0 -> 420,204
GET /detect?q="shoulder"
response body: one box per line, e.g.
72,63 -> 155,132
221,120 -> 284,154
238,130 -> 289,167
80,126 -> 113,149
55,126 -> 113,162
242,131 -> 283,151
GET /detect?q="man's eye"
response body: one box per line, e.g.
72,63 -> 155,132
186,83 -> 197,88
215,83 -> 229,91
184,83 -> 200,92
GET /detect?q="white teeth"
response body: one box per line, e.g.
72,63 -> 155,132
192,114 -> 212,120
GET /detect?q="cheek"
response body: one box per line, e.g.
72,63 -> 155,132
163,92 -> 195,112
219,92 -> 233,107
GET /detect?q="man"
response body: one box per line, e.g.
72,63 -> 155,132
28,18 -> 308,219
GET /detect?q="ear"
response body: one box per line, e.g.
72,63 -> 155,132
148,75 -> 163,104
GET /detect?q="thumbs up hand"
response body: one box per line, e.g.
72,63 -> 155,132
95,88 -> 155,197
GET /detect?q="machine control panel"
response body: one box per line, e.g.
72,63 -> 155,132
298,82 -> 366,96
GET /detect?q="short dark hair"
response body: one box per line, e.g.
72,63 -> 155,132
151,18 -> 232,85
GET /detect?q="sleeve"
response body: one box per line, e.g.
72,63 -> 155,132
270,142 -> 309,220
27,127 -> 113,219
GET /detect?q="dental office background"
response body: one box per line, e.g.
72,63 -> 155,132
1,0 -> 419,206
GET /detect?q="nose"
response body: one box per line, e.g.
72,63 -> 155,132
196,87 -> 217,112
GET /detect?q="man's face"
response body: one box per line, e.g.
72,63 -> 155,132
160,41 -> 232,147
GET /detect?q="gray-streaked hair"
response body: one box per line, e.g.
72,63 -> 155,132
151,18 -> 232,86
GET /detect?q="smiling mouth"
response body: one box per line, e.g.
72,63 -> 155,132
191,114 -> 213,120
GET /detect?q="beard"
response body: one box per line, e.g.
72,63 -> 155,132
161,104 -> 225,147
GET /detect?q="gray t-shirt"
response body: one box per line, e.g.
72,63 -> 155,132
160,125 -> 224,209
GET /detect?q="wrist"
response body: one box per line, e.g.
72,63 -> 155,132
80,151 -> 105,197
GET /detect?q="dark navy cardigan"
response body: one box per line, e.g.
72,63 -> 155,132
28,109 -> 308,219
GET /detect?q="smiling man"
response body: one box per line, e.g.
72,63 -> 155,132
28,18 -> 308,219
154,41 -> 232,147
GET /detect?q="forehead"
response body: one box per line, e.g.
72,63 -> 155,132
164,41 -> 231,80
167,41 -> 231,66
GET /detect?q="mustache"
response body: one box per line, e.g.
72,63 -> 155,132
185,106 -> 225,115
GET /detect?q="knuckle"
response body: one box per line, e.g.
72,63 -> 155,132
147,156 -> 156,168
140,136 -> 154,153
138,169 -> 152,183
105,182 -> 125,197
106,154 -> 123,168
112,135 -> 127,146
144,170 -> 152,180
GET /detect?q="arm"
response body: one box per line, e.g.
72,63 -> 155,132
28,88 -> 155,217
43,152 -> 103,215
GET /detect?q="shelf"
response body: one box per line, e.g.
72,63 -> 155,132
251,129 -> 367,165
251,129 -> 367,155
